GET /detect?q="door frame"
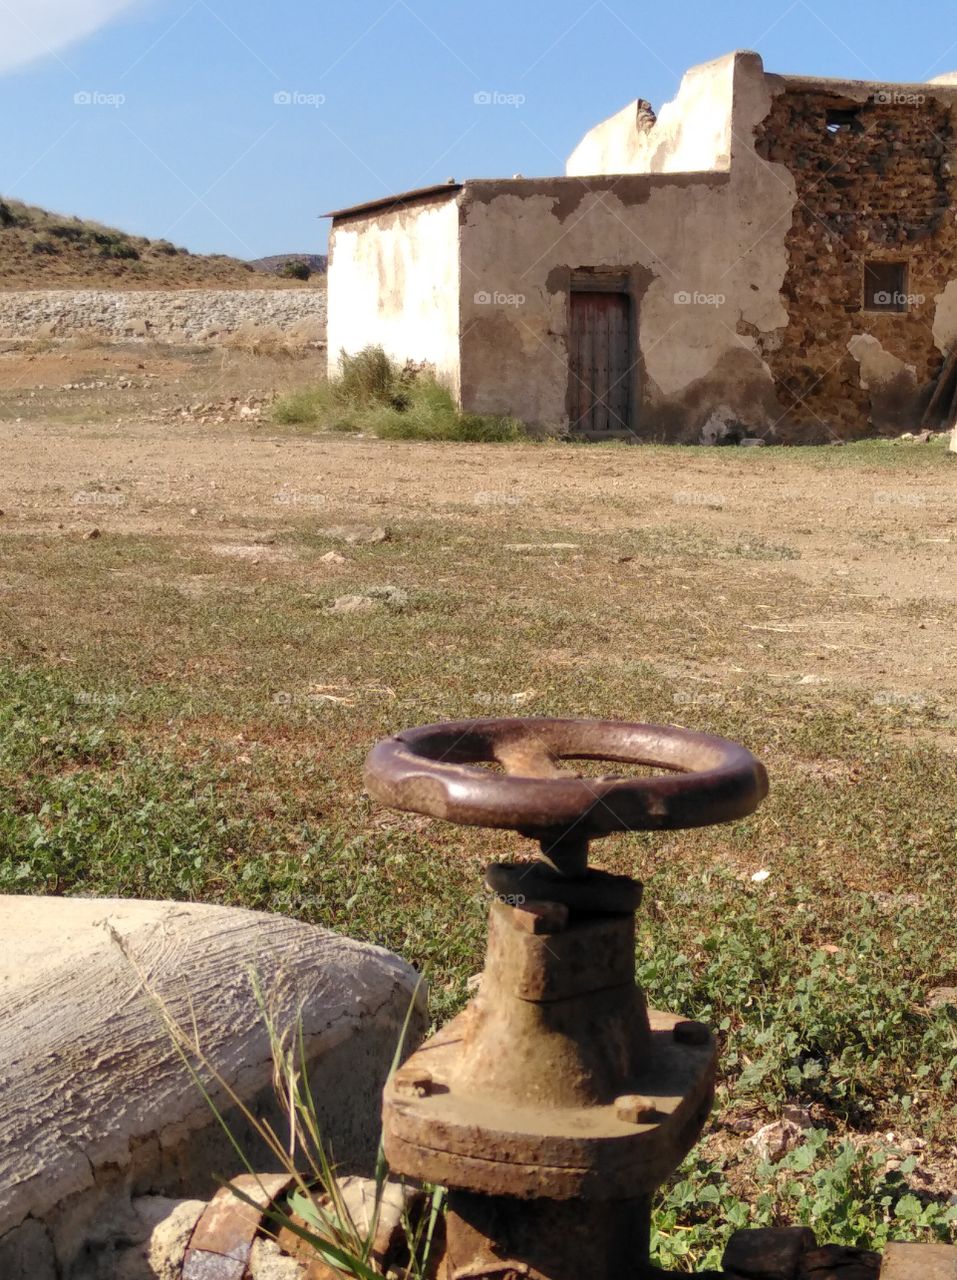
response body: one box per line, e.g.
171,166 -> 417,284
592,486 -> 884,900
566,268 -> 638,439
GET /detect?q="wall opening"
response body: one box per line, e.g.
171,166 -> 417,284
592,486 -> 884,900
568,278 -> 633,436
826,106 -> 864,134
864,261 -> 908,313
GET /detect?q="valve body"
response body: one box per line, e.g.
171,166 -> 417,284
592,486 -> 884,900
366,718 -> 767,1280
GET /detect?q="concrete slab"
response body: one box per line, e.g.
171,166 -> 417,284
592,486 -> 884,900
0,896 -> 426,1280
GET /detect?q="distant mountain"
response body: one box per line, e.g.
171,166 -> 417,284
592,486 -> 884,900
248,254 -> 328,277
0,198 -> 317,290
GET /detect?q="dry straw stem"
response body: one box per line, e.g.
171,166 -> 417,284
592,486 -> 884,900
110,925 -> 433,1279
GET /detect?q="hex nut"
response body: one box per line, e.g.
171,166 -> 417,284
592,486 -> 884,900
614,1094 -> 658,1124
393,1068 -> 433,1098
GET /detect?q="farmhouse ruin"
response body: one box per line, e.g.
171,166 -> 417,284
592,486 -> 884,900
326,50 -> 957,443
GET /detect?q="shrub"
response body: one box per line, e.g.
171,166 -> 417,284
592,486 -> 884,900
98,240 -> 140,261
48,223 -> 85,242
337,345 -> 408,409
280,260 -> 311,281
31,238 -> 59,255
272,345 -> 526,441
0,200 -> 18,228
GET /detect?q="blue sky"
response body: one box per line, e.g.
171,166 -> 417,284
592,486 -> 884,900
2,0 -> 957,259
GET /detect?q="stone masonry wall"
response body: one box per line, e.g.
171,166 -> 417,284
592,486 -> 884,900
755,89 -> 957,439
0,289 -> 327,343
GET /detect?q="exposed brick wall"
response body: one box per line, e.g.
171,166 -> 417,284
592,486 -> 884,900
755,89 -> 957,439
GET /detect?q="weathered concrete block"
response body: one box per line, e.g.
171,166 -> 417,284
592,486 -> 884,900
723,1226 -> 817,1279
0,896 -> 426,1280
880,1242 -> 957,1278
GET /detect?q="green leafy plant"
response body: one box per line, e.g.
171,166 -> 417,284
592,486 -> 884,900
280,260 -> 312,281
653,1130 -> 957,1273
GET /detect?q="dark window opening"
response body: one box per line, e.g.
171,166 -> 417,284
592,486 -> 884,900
864,261 -> 908,313
826,107 -> 863,134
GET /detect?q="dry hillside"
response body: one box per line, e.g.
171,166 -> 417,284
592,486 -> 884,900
0,198 -> 324,290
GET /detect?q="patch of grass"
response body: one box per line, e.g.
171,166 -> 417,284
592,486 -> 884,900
273,346 -> 525,441
655,1131 -> 957,1271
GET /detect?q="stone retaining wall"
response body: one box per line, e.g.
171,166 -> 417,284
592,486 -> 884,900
0,288 -> 327,343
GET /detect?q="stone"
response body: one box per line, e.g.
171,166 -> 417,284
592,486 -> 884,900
330,587 -> 407,614
950,427 -> 957,454
330,593 -> 376,613
334,1175 -> 420,1263
319,550 -> 347,564
0,896 -> 426,1279
248,1238 -> 307,1280
723,1226 -> 817,1279
927,986 -> 957,1010
112,1197 -> 206,1280
0,290 -> 327,345
323,525 -> 389,545
0,1217 -> 58,1280
880,1242 -> 957,1278
745,1118 -> 804,1162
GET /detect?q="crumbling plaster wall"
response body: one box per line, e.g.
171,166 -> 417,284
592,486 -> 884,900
458,52 -> 795,439
566,50 -> 738,176
755,79 -> 957,436
326,195 -> 461,393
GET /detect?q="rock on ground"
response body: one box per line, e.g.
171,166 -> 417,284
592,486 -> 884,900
0,896 -> 426,1280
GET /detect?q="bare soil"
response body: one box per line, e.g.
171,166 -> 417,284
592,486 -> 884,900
1,340 -> 954,724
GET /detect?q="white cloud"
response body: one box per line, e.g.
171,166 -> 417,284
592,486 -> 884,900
0,0 -> 145,76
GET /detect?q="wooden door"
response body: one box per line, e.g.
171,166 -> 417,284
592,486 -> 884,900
568,291 -> 632,435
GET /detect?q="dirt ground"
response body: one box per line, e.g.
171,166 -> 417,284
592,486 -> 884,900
1,338 -> 955,727
3,342 -> 957,1257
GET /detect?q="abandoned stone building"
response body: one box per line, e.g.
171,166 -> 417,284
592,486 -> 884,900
326,50 -> 957,443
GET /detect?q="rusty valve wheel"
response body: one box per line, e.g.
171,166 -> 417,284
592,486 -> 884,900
365,717 -> 768,882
